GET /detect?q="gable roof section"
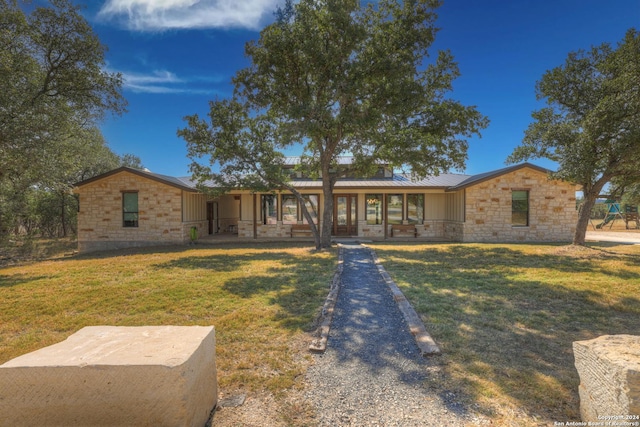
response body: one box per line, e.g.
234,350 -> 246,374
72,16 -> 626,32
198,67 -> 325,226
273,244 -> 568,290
446,162 -> 553,191
74,167 -> 198,192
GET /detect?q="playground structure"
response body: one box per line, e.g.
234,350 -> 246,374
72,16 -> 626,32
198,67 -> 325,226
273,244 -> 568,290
589,199 -> 639,230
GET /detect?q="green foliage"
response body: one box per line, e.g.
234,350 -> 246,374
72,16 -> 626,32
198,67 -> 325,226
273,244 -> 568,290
0,1 -> 131,239
508,29 -> 640,244
180,0 -> 487,248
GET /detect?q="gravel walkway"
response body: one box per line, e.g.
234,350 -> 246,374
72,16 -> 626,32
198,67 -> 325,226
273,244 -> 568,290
305,244 -> 484,426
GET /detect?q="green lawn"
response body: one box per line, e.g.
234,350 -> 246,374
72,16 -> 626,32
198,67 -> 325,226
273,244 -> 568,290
0,243 -> 336,403
369,242 -> 640,425
2,240 -> 638,426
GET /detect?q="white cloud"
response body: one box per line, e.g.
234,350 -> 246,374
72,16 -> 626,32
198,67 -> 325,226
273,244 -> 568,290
118,69 -> 223,94
99,0 -> 282,31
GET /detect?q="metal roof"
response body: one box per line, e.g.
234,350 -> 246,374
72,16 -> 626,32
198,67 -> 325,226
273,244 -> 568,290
446,163 -> 553,191
76,163 -> 553,193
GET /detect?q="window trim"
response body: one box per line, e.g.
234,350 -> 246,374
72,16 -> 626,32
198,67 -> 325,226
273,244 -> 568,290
406,193 -> 424,224
365,194 -> 383,225
511,189 -> 529,227
281,194 -> 298,225
387,193 -> 404,225
122,191 -> 139,228
302,194 -> 320,225
261,194 -> 278,225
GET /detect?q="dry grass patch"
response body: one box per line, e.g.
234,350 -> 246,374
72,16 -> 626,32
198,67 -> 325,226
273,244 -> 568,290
0,243 -> 336,424
369,242 -> 640,426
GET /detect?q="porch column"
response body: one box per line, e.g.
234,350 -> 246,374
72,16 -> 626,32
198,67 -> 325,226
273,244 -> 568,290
253,194 -> 257,239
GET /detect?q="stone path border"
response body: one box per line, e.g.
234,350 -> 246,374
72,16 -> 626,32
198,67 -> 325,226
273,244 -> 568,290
308,245 -> 344,353
309,244 -> 440,356
368,246 -> 441,356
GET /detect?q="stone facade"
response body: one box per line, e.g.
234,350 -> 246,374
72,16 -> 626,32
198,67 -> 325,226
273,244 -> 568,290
462,168 -> 577,242
75,164 -> 578,251
76,171 -> 204,253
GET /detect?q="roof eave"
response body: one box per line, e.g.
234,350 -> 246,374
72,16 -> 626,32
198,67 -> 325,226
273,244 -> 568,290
73,167 -> 198,193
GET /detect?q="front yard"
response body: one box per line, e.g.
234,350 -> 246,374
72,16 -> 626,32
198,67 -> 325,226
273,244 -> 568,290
369,242 -> 640,425
0,243 -> 336,425
1,240 -> 638,425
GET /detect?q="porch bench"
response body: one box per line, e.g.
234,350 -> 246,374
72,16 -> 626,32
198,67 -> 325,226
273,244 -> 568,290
391,224 -> 418,237
291,224 -> 313,238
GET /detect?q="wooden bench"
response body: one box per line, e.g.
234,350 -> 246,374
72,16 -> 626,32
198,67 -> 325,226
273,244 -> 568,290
291,224 -> 314,238
391,224 -> 418,237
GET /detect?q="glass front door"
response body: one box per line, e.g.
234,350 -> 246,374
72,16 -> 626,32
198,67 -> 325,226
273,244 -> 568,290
333,195 -> 357,236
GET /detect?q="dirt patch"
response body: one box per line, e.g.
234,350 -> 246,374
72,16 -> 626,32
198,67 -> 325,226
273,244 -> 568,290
550,244 -> 610,259
208,333 -> 317,427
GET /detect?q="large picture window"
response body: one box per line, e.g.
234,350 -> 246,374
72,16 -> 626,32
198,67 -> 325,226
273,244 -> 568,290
512,190 -> 529,226
122,192 -> 139,227
387,194 -> 403,225
261,194 -> 277,225
281,195 -> 297,224
303,195 -> 319,224
407,194 -> 424,224
366,194 -> 383,225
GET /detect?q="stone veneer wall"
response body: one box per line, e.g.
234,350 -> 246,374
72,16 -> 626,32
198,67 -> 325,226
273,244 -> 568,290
77,172 -> 191,253
462,168 -> 577,242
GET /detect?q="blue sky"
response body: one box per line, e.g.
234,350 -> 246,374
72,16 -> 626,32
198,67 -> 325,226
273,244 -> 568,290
74,0 -> 639,177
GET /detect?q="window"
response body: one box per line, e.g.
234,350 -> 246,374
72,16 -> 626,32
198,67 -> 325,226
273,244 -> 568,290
261,195 -> 277,224
512,190 -> 529,226
387,194 -> 403,225
303,195 -> 319,224
281,195 -> 297,224
122,192 -> 139,227
407,194 -> 424,224
366,194 -> 383,225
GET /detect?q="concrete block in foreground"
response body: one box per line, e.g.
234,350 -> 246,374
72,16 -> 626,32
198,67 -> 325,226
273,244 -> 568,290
0,325 -> 217,427
573,334 -> 640,422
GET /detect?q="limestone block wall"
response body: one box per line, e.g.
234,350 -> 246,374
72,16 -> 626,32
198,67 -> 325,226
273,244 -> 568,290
77,172 -> 188,253
360,221 -> 384,239
256,222 -> 291,238
238,220 -> 254,238
462,168 -> 577,242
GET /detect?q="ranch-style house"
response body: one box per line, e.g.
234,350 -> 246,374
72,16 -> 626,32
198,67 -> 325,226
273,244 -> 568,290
73,160 -> 577,253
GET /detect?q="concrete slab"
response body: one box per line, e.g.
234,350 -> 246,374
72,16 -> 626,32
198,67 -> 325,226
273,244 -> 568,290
0,325 -> 217,427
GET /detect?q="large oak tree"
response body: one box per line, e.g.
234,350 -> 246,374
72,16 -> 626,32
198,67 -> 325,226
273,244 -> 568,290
0,0 -> 127,236
508,29 -> 640,245
180,0 -> 487,249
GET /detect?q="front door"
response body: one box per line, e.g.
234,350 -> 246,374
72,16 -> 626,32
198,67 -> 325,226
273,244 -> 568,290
333,195 -> 357,236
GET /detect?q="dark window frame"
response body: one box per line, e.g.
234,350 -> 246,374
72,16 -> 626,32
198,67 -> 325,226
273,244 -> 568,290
387,193 -> 404,225
365,194 -> 383,225
512,190 -> 529,227
122,191 -> 139,228
261,194 -> 278,225
407,194 -> 424,224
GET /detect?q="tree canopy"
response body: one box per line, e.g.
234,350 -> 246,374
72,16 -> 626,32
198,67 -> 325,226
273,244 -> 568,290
508,28 -> 640,245
0,0 -> 128,238
180,0 -> 487,249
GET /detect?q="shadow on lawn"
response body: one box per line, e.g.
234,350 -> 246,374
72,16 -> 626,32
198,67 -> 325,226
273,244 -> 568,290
152,245 -> 336,331
372,243 -> 640,422
0,274 -> 49,288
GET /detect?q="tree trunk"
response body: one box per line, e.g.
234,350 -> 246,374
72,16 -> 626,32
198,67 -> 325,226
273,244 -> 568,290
286,185 -> 322,250
320,175 -> 334,249
574,179 -> 608,245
